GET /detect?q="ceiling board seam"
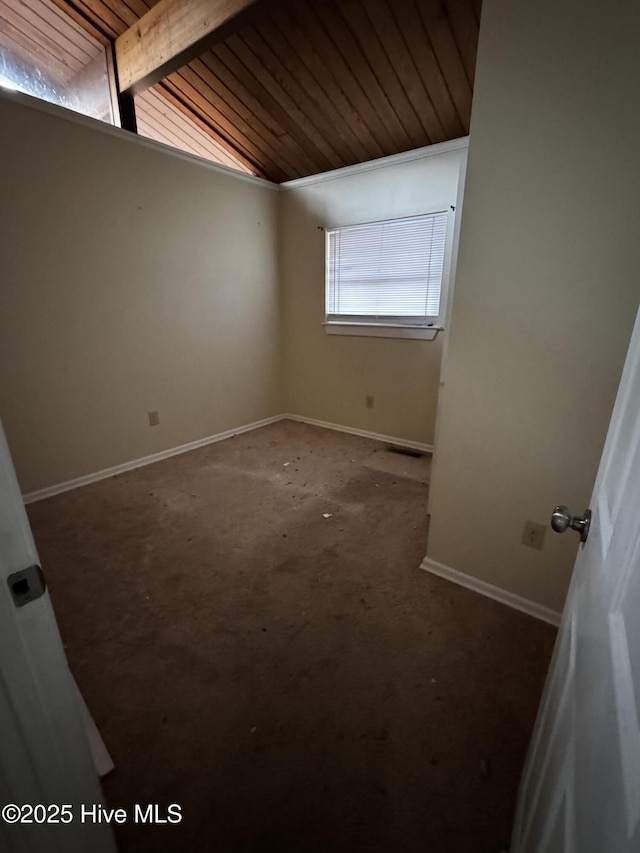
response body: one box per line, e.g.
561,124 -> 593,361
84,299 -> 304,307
158,80 -> 268,177
230,30 -> 337,172
329,0 -> 411,153
317,0 -> 399,153
13,16 -> 95,69
214,44 -> 317,178
292,1 -> 387,158
360,0 -> 445,144
137,111 -> 239,169
416,2 -> 473,133
390,0 -> 464,138
339,0 -> 425,150
211,38 -> 321,176
88,0 -> 135,30
441,2 -> 473,92
444,0 -> 478,87
163,74 -> 287,180
160,81 -> 260,166
256,15 -> 361,165
142,91 -> 236,157
200,48 -> 311,178
18,0 -> 100,61
62,0 -> 126,39
238,25 -> 348,168
378,4 -> 452,139
49,0 -> 111,44
207,44 -> 316,178
170,69 -> 268,165
173,64 -> 290,181
189,54 -> 303,179
269,6 -> 374,163
0,11 -> 82,80
119,0 -> 153,21
138,94 -> 227,160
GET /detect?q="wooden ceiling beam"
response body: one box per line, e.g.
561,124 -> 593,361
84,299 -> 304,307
114,0 -> 266,95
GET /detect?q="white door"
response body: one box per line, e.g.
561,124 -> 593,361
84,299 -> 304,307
512,304 -> 640,852
0,421 -> 116,853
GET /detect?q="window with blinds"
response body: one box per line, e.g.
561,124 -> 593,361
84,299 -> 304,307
326,212 -> 448,326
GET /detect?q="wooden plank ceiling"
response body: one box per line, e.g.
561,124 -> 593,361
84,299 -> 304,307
61,0 -> 482,182
136,86 -> 253,173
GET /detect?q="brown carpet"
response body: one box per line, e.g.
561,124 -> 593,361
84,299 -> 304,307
27,420 -> 556,853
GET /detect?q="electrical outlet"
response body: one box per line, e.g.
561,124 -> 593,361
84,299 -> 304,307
522,520 -> 546,550
148,411 -> 160,427
365,395 -> 375,409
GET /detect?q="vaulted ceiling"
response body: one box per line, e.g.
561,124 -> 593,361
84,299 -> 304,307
58,0 -> 482,182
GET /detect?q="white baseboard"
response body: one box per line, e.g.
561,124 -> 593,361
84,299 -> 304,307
283,413 -> 433,454
22,414 -> 286,504
23,413 -> 431,504
420,556 -> 561,627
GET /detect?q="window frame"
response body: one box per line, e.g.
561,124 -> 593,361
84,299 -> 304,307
324,209 -> 454,341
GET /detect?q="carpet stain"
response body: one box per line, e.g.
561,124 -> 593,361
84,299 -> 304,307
27,420 -> 556,853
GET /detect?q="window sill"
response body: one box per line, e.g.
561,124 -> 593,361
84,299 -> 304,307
323,323 -> 443,341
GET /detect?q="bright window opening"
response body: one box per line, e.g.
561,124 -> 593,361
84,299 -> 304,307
0,0 -> 115,124
326,212 -> 449,332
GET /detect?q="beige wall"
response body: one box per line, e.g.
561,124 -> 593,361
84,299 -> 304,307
280,148 -> 464,446
0,95 -> 281,495
427,0 -> 640,611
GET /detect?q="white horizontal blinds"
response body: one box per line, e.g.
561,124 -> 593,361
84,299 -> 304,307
326,212 -> 448,324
